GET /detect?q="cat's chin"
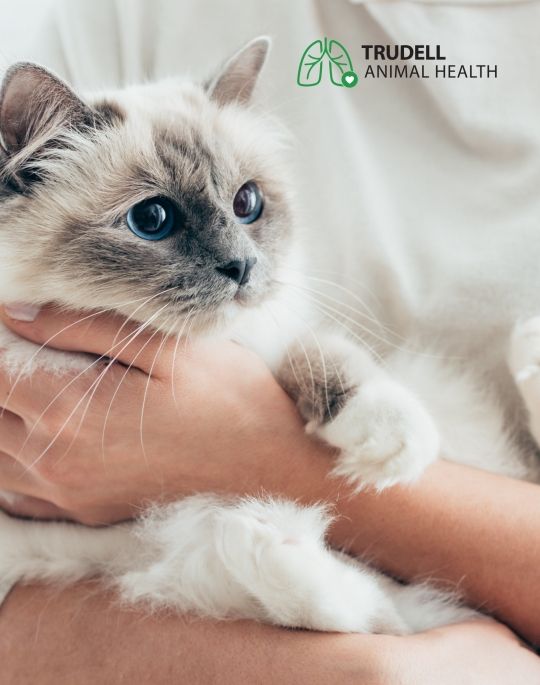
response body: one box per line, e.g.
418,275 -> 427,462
205,300 -> 259,333
183,297 -> 269,339
141,285 -> 276,339
158,302 -> 248,339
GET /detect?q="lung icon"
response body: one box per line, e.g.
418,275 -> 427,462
297,39 -> 326,87
327,39 -> 355,86
297,38 -> 357,88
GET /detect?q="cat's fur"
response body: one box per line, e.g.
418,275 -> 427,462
0,37 -> 538,635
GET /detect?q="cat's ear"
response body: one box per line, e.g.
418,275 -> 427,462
0,62 -> 93,155
206,36 -> 271,107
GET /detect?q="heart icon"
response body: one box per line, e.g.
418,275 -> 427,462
341,70 -> 358,88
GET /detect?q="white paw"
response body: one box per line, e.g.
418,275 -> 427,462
316,380 -> 440,489
509,317 -> 540,383
215,501 -> 404,633
117,496 -> 409,634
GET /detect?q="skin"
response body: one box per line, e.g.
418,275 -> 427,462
2,582 -> 537,685
0,304 -> 539,682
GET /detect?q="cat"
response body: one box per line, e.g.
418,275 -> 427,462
0,36 -> 538,635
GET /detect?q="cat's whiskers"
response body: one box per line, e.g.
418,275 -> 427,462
25,308 -> 168,474
262,303 -> 305,395
286,272 -> 462,362
291,280 -> 394,337
139,329 -> 169,464
285,260 -> 384,300
314,293 -> 461,362
265,301 -> 317,408
285,267 -> 387,331
62,306 -> 172,470
104,291 -> 169,354
11,288 -> 178,471
0,288 -> 179,421
98,303 -> 177,465
282,280 -> 400,360
273,278 -> 387,369
267,299 -> 341,422
18,301 -> 172,474
309,298 -> 387,369
183,303 -> 199,346
176,303 -> 199,371
43,292 -> 182,469
170,307 -> 196,409
301,317 -> 332,420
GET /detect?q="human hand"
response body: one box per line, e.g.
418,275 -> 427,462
0,304 -> 333,524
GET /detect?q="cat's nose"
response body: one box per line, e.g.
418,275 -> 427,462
216,257 -> 257,286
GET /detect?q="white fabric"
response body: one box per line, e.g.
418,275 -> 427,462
13,0 -> 540,362
0,0 -> 53,61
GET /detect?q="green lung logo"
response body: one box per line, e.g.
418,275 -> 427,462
297,38 -> 358,88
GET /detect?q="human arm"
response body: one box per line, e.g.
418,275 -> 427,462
0,307 -> 539,645
0,581 -> 383,685
330,460 -> 540,646
1,581 -> 537,685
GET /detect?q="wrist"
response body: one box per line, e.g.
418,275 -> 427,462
262,422 -> 344,507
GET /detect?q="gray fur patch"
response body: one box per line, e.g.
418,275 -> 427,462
279,340 -> 358,425
94,99 -> 126,127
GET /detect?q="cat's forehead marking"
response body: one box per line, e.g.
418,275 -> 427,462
154,127 -> 213,170
152,125 -> 228,196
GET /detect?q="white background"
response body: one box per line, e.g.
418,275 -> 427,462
0,0 -> 53,63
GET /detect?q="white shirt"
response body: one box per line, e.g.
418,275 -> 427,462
14,0 -> 539,355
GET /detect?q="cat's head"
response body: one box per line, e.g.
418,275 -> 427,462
0,37 -> 296,334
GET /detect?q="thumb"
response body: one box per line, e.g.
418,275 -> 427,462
1,303 -> 174,374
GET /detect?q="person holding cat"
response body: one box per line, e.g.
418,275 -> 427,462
0,303 -> 538,683
0,0 -> 539,683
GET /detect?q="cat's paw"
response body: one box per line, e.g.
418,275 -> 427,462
315,379 -> 440,489
212,500 -> 407,633
118,496 -> 409,634
508,316 -> 540,382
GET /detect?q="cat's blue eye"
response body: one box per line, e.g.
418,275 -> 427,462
233,181 -> 263,224
126,197 -> 176,240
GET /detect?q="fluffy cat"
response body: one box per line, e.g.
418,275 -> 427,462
0,37 -> 538,635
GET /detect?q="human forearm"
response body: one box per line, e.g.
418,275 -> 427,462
0,581 -> 393,685
229,426 -> 540,644
315,459 -> 540,645
2,582 -> 538,685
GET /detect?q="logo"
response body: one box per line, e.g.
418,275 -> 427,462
296,41 -> 498,86
297,38 -> 359,88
